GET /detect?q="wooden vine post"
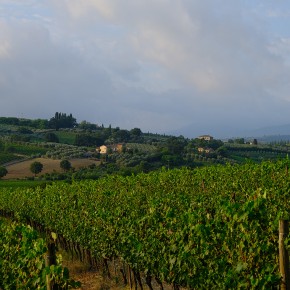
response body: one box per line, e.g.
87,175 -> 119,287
279,220 -> 290,290
45,233 -> 57,290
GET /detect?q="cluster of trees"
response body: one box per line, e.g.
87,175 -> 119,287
48,112 -> 77,130
227,138 -> 258,145
0,112 -> 77,130
0,117 -> 48,129
74,127 -> 143,147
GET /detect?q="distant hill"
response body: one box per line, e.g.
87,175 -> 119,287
168,122 -> 290,141
253,135 -> 290,143
245,124 -> 290,137
241,124 -> 290,143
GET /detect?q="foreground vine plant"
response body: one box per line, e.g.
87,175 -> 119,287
0,219 -> 80,289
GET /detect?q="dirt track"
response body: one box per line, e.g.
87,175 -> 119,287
3,158 -> 100,179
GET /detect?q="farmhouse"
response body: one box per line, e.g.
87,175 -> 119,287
97,144 -> 124,154
198,135 -> 214,141
98,145 -> 108,154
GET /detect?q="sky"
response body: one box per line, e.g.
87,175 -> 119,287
1,1 -> 290,138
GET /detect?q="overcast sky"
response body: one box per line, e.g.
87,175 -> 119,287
1,1 -> 290,138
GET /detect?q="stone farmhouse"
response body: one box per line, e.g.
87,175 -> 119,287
97,144 -> 124,154
197,135 -> 214,141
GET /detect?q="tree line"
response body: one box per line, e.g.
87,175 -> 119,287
0,112 -> 76,130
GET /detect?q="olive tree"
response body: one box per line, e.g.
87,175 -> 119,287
30,161 -> 43,176
60,159 -> 72,172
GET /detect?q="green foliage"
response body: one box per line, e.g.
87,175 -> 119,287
0,153 -> 23,165
78,120 -> 97,130
49,112 -> 77,130
30,161 -> 43,176
17,127 -> 33,134
0,141 -> 48,165
0,117 -> 49,129
0,219 -> 80,289
53,131 -> 77,145
112,129 -> 131,143
0,117 -> 19,126
0,180 -> 49,189
130,127 -> 142,137
0,167 -> 8,179
1,142 -> 47,156
235,138 -> 245,144
44,132 -> 59,143
45,143 -> 86,159
1,160 -> 290,288
60,159 -> 72,172
75,133 -> 104,146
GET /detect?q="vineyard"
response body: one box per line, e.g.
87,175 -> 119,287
0,140 -> 49,165
0,152 -> 23,165
1,160 -> 290,288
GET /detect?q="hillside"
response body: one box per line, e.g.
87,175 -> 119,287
1,114 -> 290,182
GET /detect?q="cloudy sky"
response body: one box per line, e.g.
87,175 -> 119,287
0,1 -> 290,138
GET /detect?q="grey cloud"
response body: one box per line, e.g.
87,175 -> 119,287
1,1 -> 290,137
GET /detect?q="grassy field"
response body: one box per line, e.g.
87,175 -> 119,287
2,157 -> 100,180
53,131 -> 77,145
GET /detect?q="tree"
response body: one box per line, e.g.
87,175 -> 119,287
164,136 -> 187,155
0,167 -> 8,179
78,120 -> 97,130
30,161 -> 43,176
75,134 -> 104,146
113,129 -> 130,142
253,139 -> 258,145
48,112 -> 77,130
130,128 -> 142,137
235,138 -> 245,144
60,159 -> 71,172
216,146 -> 228,157
207,139 -> 224,150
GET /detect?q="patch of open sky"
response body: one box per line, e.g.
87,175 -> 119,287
266,17 -> 290,38
135,61 -> 181,93
0,1 -> 51,21
253,2 -> 290,37
85,20 -> 127,39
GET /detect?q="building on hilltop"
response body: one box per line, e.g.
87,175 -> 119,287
197,135 -> 214,141
97,144 -> 124,154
